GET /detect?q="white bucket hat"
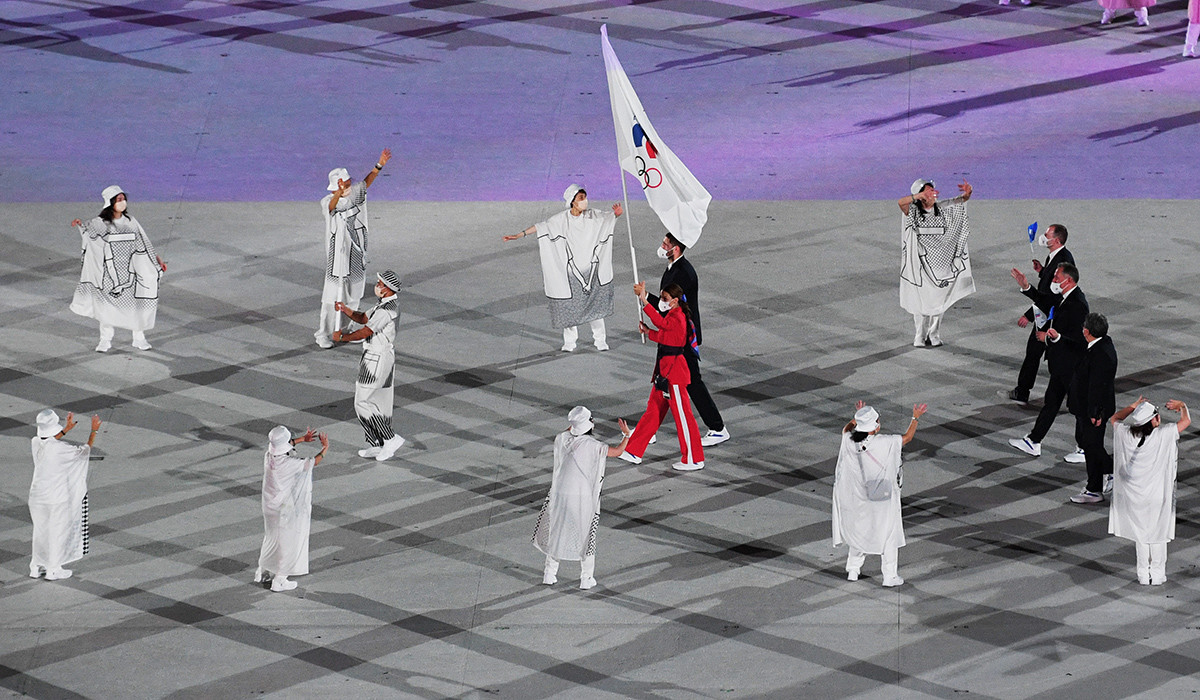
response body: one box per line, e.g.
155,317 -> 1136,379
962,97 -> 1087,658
101,185 -> 124,205
327,168 -> 350,192
910,179 -> 934,196
268,426 -> 293,455
568,406 -> 594,436
854,406 -> 879,432
562,183 -> 584,205
1127,402 -> 1157,426
36,409 -> 62,438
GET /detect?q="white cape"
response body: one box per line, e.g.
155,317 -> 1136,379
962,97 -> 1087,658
29,437 -> 91,570
258,450 -> 314,577
1109,423 -> 1178,544
532,432 -> 607,561
534,209 -> 616,300
899,197 -> 975,316
832,433 -> 906,554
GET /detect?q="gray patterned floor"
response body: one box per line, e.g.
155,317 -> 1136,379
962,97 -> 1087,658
2,199 -> 1199,698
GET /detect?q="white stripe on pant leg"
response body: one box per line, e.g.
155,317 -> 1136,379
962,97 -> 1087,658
672,385 -> 693,463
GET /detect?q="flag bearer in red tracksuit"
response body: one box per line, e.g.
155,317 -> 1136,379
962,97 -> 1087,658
619,282 -> 706,471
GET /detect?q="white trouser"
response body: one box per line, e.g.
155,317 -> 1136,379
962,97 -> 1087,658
912,313 -> 943,343
562,319 -> 606,348
846,547 -> 899,579
544,553 -> 595,581
1186,22 -> 1199,49
1135,542 -> 1167,579
99,324 -> 146,345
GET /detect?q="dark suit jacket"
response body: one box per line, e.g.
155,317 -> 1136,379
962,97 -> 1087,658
1021,285 -> 1088,376
647,255 -> 703,345
1069,335 -> 1117,420
1023,247 -> 1075,322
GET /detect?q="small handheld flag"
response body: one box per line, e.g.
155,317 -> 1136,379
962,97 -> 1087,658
1027,222 -> 1038,258
1048,307 -> 1055,322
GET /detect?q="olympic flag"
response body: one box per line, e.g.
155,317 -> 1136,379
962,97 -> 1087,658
601,25 -> 711,248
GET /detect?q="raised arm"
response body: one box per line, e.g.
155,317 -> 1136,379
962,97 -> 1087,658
363,148 -> 391,188
87,415 -> 101,447
313,432 -> 329,466
606,419 -> 633,457
1111,396 -> 1146,424
1165,400 -> 1190,433
901,403 -> 927,446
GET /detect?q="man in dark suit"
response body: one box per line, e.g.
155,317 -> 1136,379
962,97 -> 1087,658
635,232 -> 728,446
1003,224 -> 1075,405
1066,313 -> 1117,503
1008,262 -> 1088,457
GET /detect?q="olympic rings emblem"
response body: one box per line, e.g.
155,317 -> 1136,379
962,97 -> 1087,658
634,155 -> 662,190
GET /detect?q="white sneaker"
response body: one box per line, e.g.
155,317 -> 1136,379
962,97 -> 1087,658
1102,474 -> 1114,495
594,341 -> 609,351
132,339 -> 152,351
648,434 -> 657,445
253,567 -> 266,583
701,429 -> 730,447
1135,8 -> 1148,25
315,336 -> 334,349
375,435 -> 406,461
1185,44 -> 1197,58
928,336 -> 943,347
542,573 -> 557,585
847,569 -> 860,581
913,334 -> 925,347
1150,570 -> 1166,586
45,568 -> 73,581
672,460 -> 705,471
95,339 -> 112,353
618,451 -> 642,465
579,577 -> 597,590
1009,436 -> 1041,457
561,343 -> 576,353
358,446 -> 382,458
271,576 -> 297,591
1069,490 -> 1103,504
1101,9 -> 1114,23
1063,448 -> 1086,464
998,0 -> 1009,4
882,576 -> 904,587
29,564 -> 42,579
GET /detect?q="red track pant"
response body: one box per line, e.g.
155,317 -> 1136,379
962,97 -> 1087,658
625,384 -> 704,464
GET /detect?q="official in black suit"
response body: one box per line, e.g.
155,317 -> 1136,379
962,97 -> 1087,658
1008,262 -> 1089,457
1067,313 -> 1117,503
638,233 -> 728,446
1005,224 -> 1075,404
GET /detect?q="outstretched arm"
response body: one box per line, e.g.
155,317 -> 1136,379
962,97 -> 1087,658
504,224 -> 537,242
606,419 -> 633,457
901,403 -> 927,446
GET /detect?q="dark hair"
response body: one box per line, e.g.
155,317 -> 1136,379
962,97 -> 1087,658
1130,415 -> 1157,445
1048,223 -> 1068,244
99,201 -> 128,222
664,232 -> 687,253
850,431 -> 870,443
1056,262 -> 1079,283
573,189 -> 587,204
660,283 -> 691,320
1084,312 -> 1108,338
915,183 -> 940,219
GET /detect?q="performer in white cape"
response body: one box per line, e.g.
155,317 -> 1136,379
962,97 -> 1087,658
898,179 -> 974,347
29,410 -> 100,581
255,425 -> 328,592
1108,397 -> 1190,585
332,270 -> 406,461
532,407 -> 631,590
70,186 -> 166,352
315,148 -> 391,349
833,401 -> 927,587
504,184 -> 621,352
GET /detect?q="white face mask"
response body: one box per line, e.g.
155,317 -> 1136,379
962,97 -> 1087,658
656,246 -> 670,260
657,299 -> 671,313
574,198 -> 588,212
1036,234 -> 1048,247
113,199 -> 127,213
1050,282 -> 1063,294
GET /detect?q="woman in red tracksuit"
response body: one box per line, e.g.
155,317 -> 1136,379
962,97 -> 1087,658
621,283 -> 705,471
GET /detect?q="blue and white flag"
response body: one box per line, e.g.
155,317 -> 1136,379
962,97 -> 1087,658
601,25 -> 711,248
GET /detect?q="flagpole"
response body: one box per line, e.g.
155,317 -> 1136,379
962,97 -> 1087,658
618,166 -> 646,344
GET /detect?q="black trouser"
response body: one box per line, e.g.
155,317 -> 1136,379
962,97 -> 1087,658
1014,328 -> 1046,401
685,350 -> 724,432
1029,369 -> 1072,443
1075,414 -> 1112,493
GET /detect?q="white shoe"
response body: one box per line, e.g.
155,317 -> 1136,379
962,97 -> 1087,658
29,564 -> 42,579
1009,436 -> 1041,457
253,567 -> 266,583
1138,571 -> 1151,585
375,435 -> 406,461
1150,570 -> 1166,586
648,434 -> 657,445
542,573 -> 557,585
1135,8 -> 1148,25
1020,0 -> 1031,4
561,343 -> 576,353
1069,490 -> 1103,504
618,451 -> 642,465
358,446 -> 382,458
847,569 -> 860,581
579,577 -> 597,590
594,341 -> 609,351
928,336 -> 943,348
912,335 -> 925,347
132,339 -> 152,351
95,339 -> 112,353
271,576 -> 297,592
315,336 -> 334,349
1101,9 -> 1114,23
1184,45 -> 1197,58
1102,474 -> 1114,495
672,460 -> 705,471
998,0 -> 1009,4
1063,448 -> 1086,463
701,429 -> 730,447
45,568 -> 73,581
882,576 -> 904,587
